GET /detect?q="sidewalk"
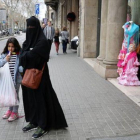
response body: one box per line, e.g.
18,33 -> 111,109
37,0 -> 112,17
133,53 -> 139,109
1,44 -> 140,140
84,59 -> 140,108
108,78 -> 140,107
89,134 -> 140,140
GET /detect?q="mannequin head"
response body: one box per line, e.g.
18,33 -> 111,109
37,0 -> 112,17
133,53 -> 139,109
123,21 -> 133,29
128,44 -> 136,52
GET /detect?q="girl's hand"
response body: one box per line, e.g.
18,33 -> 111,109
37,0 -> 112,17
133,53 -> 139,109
6,55 -> 10,62
8,51 -> 11,56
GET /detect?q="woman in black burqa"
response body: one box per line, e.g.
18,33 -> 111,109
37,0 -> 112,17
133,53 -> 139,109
19,16 -> 68,139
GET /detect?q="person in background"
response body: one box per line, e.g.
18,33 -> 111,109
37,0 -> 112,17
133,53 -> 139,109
42,23 -> 46,31
54,28 -> 60,55
61,27 -> 69,54
43,21 -> 55,53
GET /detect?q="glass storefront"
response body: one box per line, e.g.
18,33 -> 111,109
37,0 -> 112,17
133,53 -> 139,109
128,0 -> 140,25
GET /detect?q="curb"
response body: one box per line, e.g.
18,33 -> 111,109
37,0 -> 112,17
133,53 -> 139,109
0,35 -> 14,41
0,34 -> 23,41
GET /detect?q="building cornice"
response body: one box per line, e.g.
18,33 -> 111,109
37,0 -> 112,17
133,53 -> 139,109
44,0 -> 58,10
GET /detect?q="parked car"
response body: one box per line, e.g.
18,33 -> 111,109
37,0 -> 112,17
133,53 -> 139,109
0,30 -> 2,35
2,30 -> 6,35
15,30 -> 20,34
5,29 -> 10,36
71,36 -> 78,50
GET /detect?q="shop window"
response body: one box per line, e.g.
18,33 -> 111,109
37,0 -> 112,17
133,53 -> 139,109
128,0 -> 140,25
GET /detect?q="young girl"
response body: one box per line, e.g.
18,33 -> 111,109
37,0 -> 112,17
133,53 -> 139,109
54,28 -> 60,55
0,37 -> 22,122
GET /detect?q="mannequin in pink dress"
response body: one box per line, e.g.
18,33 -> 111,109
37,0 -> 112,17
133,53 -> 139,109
117,44 -> 140,86
117,21 -> 139,76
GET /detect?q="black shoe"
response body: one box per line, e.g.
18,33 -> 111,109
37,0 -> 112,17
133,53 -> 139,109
32,127 -> 48,139
22,123 -> 37,133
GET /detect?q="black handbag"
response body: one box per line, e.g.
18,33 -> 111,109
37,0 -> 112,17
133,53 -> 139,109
65,39 -> 69,44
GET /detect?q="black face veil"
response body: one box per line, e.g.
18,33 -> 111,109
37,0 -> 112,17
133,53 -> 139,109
23,16 -> 42,51
20,16 -> 50,62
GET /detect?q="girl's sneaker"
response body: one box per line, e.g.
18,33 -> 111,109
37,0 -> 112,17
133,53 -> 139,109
8,112 -> 19,122
2,110 -> 12,119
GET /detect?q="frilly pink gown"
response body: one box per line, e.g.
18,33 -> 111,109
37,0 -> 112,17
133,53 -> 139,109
117,51 -> 140,86
117,23 -> 136,75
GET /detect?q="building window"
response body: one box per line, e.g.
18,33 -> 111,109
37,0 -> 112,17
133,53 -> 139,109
51,12 -> 54,20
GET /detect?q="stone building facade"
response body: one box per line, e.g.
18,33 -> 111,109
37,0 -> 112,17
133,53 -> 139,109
44,0 -> 79,41
46,6 -> 54,23
44,0 -> 139,79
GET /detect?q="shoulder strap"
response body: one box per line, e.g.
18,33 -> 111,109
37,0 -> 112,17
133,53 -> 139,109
41,63 -> 46,72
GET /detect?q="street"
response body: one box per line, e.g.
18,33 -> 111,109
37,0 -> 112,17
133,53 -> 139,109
0,34 -> 140,140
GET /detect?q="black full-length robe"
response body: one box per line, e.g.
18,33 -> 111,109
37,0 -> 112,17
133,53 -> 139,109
20,16 -> 68,130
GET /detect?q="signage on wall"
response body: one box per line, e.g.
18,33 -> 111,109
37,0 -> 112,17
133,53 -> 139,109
35,4 -> 40,15
43,18 -> 47,24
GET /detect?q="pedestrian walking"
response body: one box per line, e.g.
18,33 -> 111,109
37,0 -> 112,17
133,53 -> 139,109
0,37 -> 22,122
42,23 -> 46,31
43,20 -> 55,53
61,27 -> 69,54
54,28 -> 60,55
19,16 -> 68,139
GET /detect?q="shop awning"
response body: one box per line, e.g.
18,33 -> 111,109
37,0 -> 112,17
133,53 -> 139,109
44,0 -> 58,10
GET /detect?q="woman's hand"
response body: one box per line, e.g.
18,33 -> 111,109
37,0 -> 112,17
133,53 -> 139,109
6,55 -> 10,62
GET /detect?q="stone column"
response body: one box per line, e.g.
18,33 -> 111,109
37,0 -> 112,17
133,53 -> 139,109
47,6 -> 49,19
79,0 -> 85,57
57,3 -> 62,29
103,0 -> 127,65
80,0 -> 98,58
97,0 -> 108,61
63,2 -> 67,27
66,0 -> 72,35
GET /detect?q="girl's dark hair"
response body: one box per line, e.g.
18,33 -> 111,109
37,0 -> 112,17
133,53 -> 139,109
2,37 -> 21,54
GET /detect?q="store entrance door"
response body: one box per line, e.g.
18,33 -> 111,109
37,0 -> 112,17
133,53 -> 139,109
96,0 -> 102,57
